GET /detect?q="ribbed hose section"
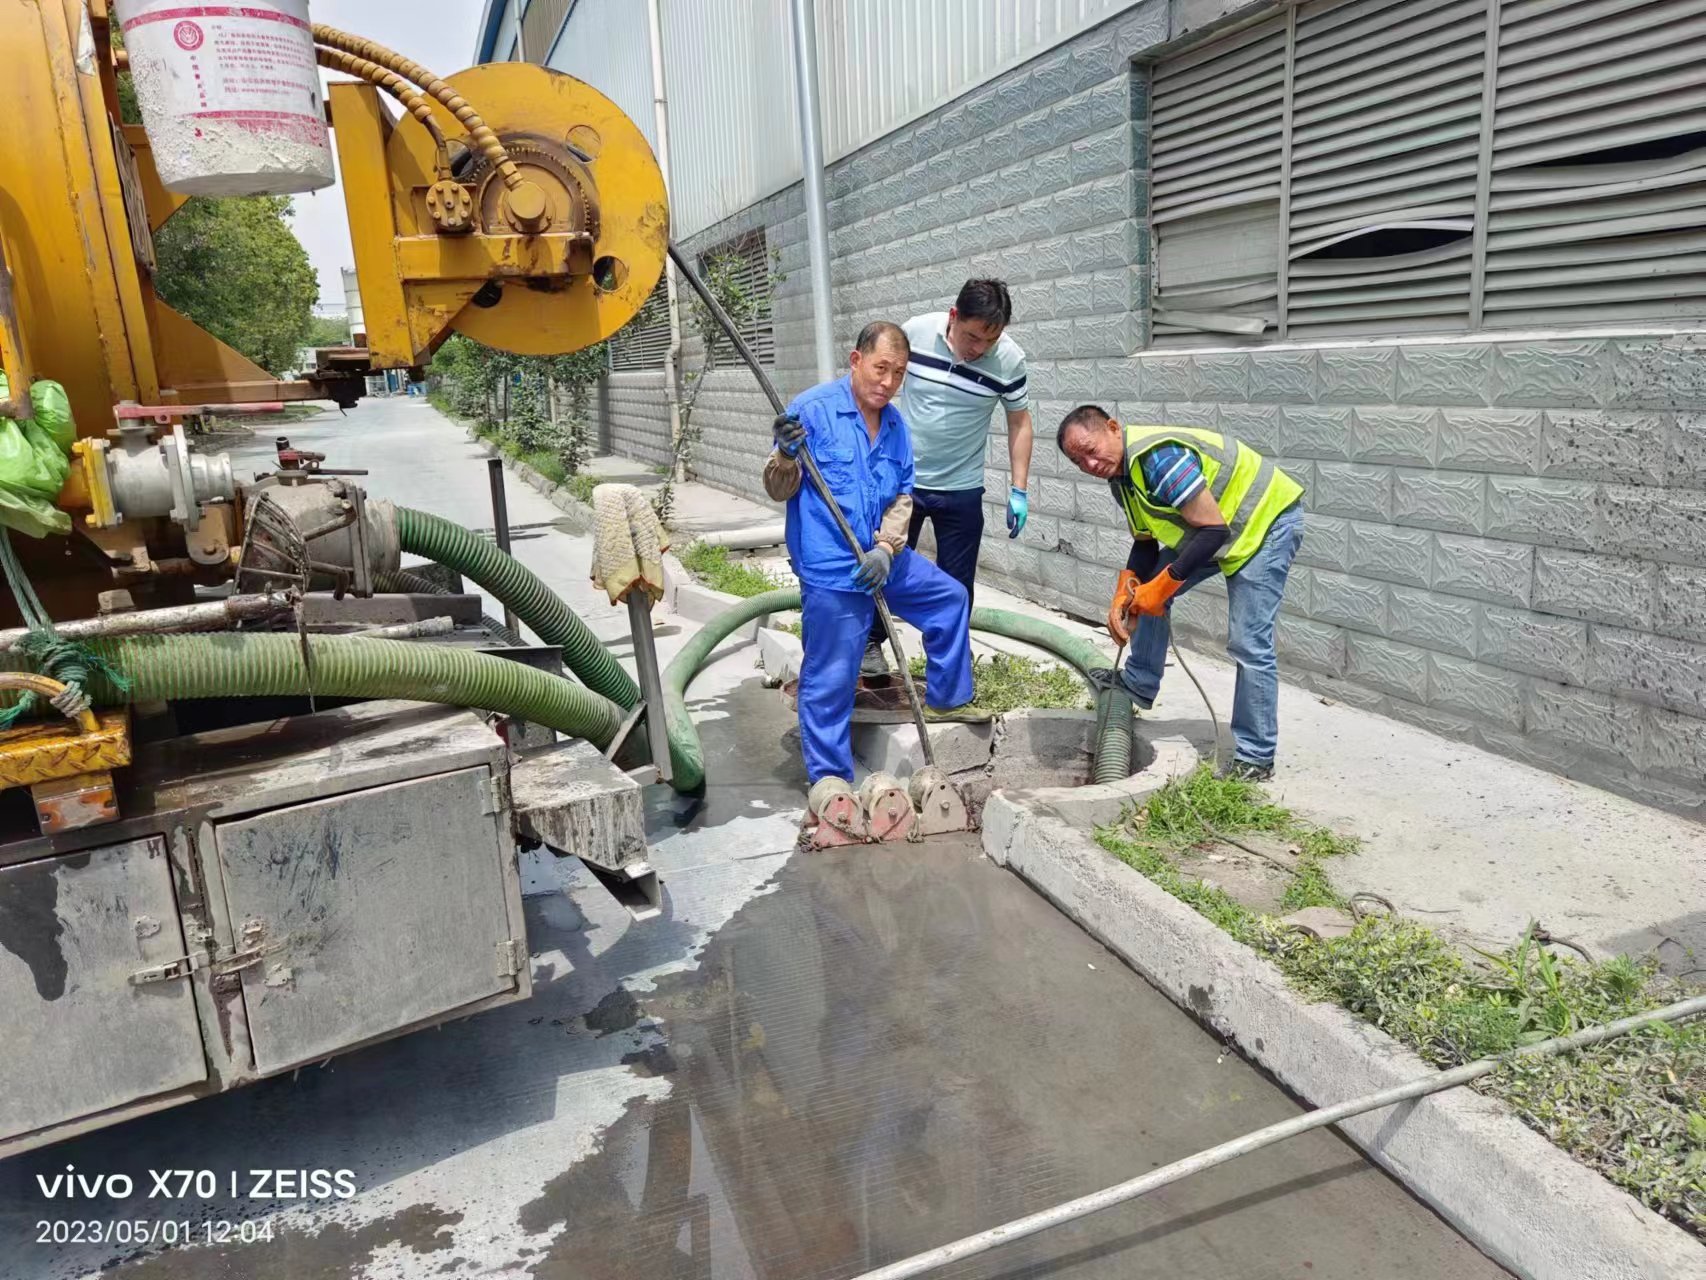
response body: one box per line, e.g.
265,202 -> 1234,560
0,633 -> 625,746
1094,684 -> 1136,784
660,593 -> 1121,794
394,508 -> 640,707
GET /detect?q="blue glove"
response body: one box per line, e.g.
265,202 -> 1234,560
1006,486 -> 1028,538
852,544 -> 893,592
772,413 -> 805,457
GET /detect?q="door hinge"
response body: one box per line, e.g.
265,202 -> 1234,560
481,774 -> 503,816
497,938 -> 525,978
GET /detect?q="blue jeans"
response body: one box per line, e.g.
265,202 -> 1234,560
869,486 -> 984,648
1121,505 -> 1304,766
800,549 -> 974,783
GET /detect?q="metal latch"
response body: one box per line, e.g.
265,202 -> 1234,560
130,920 -> 271,985
130,952 -> 207,985
497,938 -> 525,978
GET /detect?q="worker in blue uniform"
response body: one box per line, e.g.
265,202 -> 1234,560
764,321 -> 975,785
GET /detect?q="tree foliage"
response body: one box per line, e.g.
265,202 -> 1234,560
151,197 -> 319,376
303,314 -> 351,349
430,336 -> 609,479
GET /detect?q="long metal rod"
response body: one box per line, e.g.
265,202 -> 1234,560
787,0 -> 837,383
847,994 -> 1706,1280
0,594 -> 289,651
486,457 -> 522,637
666,245 -> 936,768
625,592 -> 674,782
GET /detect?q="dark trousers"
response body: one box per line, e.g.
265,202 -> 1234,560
869,486 -> 985,648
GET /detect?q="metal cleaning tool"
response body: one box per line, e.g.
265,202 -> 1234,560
844,993 -> 1706,1280
668,244 -> 966,838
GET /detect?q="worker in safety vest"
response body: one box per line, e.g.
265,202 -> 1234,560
766,322 -> 975,785
1056,405 -> 1305,782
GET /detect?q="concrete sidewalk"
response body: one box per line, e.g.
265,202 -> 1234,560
715,541 -> 1703,972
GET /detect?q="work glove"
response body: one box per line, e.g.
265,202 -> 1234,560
852,544 -> 893,593
772,413 -> 805,457
1107,569 -> 1141,645
1006,487 -> 1028,538
1132,568 -> 1186,618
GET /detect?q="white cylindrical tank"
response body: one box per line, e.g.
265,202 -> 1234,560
341,267 -> 365,346
116,0 -> 333,196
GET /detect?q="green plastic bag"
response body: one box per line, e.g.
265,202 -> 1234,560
0,373 -> 75,539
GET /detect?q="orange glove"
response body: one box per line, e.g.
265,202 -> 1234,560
1107,570 -> 1141,644
1132,569 -> 1186,617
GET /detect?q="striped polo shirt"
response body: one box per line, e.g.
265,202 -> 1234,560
897,312 -> 1029,492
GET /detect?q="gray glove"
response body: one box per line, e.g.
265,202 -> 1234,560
772,413 -> 805,457
852,544 -> 893,592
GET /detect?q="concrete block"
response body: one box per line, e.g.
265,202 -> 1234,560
1596,484 -> 1706,566
1172,584 -> 1229,637
1051,358 -> 1100,399
1280,406 -> 1353,459
1140,354 -> 1194,400
1313,463 -> 1392,522
1526,681 -> 1646,765
1218,403 -> 1283,452
1295,511 -> 1348,571
1276,615 -> 1347,676
1397,344 -> 1490,406
1478,606 -> 1589,685
1670,412 -> 1706,487
1351,407 -> 1437,467
1485,477 -> 1596,551
1319,346 -> 1398,404
1055,516 -> 1099,559
852,719 -> 994,779
1533,547 -> 1655,631
1069,219 -> 1143,273
1637,705 -> 1706,783
1310,569 -> 1387,634
1426,662 -> 1521,730
1161,402 -> 1221,432
1071,312 -> 1140,358
1431,533 -> 1534,608
1075,480 -> 1120,524
988,709 -> 1098,792
1294,671 -> 1390,713
1654,563 -> 1706,643
1248,349 -> 1317,403
1589,626 -> 1706,716
1437,408 -> 1541,474
1385,696 -> 1483,744
1193,352 -> 1248,401
1492,340 -> 1610,408
1029,474 -> 1077,518
1067,123 -> 1133,184
1389,586 -> 1478,659
671,580 -> 764,640
1541,410 -> 1669,485
1347,521 -> 1432,588
1611,334 -> 1706,410
1391,468 -> 1484,535
1092,357 -> 1143,401
1345,635 -> 1430,701
756,625 -> 805,685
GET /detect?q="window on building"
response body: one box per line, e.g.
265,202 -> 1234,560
1148,0 -> 1706,344
521,0 -> 571,64
608,278 -> 672,372
699,231 -> 776,367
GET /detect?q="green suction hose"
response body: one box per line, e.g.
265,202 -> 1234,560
0,632 -> 625,746
394,507 -> 640,707
660,592 -> 1131,793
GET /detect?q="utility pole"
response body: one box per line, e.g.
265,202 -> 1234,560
646,0 -> 687,483
788,0 -> 836,384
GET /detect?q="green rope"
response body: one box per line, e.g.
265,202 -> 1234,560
0,530 -> 130,730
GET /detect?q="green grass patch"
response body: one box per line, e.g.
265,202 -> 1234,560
1096,767 -> 1706,1239
906,651 -> 1092,714
679,541 -> 784,598
519,451 -> 567,485
565,473 -> 598,506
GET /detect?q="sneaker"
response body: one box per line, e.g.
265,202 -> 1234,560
860,641 -> 890,678
1219,759 -> 1274,783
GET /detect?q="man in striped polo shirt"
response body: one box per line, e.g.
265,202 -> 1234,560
863,279 -> 1033,676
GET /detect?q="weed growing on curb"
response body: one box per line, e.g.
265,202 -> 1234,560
1096,768 -> 1706,1238
679,542 -> 784,598
906,652 -> 1092,714
565,473 -> 598,506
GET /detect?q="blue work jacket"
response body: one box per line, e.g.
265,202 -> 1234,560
784,376 -> 915,591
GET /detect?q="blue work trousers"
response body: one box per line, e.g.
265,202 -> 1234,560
1121,505 -> 1305,767
799,549 -> 974,784
868,486 -> 985,649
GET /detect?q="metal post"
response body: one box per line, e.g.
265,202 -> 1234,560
485,457 -> 522,638
646,0 -> 688,484
788,0 -> 837,384
625,593 -> 674,782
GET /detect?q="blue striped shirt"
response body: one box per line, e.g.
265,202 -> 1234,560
1139,444 -> 1206,509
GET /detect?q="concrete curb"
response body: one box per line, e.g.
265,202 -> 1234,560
981,796 -> 1706,1280
464,431 -> 593,533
